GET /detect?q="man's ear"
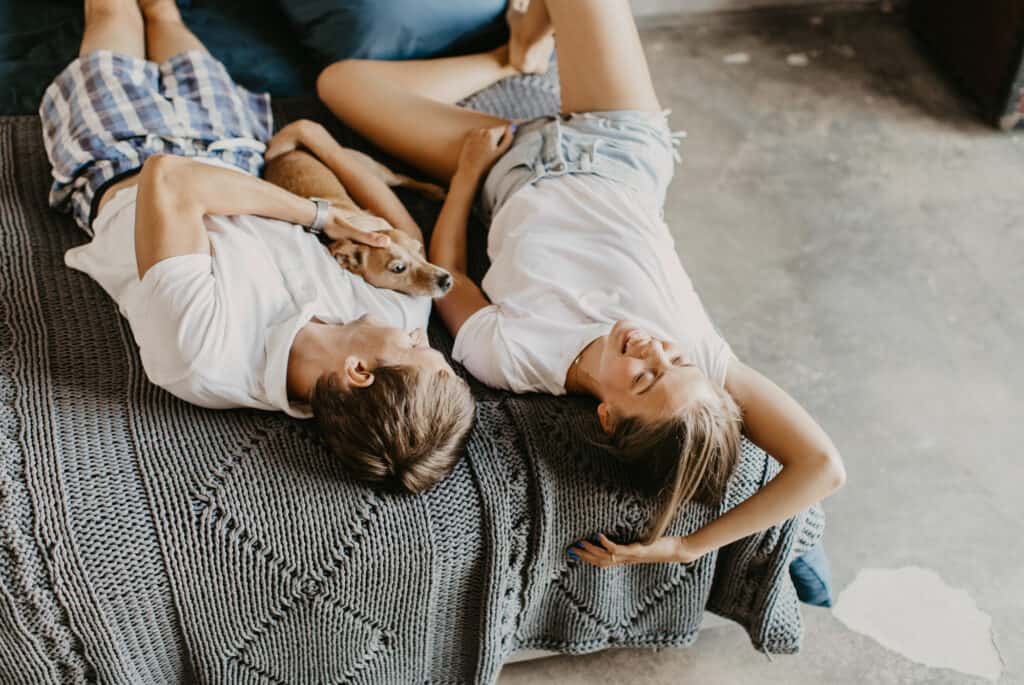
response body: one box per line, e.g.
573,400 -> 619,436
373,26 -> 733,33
597,402 -> 615,435
330,239 -> 366,273
343,356 -> 374,389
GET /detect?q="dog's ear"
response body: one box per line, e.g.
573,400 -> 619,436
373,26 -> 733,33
329,239 -> 366,273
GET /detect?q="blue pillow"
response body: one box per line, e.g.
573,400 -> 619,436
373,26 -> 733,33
789,542 -> 834,608
279,0 -> 508,64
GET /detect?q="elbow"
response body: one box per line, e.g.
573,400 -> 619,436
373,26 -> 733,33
822,450 -> 846,494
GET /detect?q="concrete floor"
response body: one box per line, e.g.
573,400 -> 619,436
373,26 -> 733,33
499,7 -> 1023,685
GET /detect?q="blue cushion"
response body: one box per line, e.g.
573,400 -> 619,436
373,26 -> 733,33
278,0 -> 508,64
0,0 -> 312,116
789,542 -> 834,608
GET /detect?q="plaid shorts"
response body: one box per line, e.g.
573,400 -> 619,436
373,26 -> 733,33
40,49 -> 272,234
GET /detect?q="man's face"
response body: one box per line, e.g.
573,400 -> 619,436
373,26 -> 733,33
341,314 -> 452,376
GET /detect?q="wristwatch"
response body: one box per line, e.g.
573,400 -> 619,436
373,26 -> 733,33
306,197 -> 331,236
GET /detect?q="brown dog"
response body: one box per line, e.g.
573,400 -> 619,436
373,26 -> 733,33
263,148 -> 452,298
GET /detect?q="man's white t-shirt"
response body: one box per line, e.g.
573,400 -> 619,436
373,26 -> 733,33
65,171 -> 430,418
452,173 -> 732,395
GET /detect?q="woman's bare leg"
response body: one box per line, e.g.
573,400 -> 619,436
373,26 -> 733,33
139,0 -> 207,63
79,0 -> 145,58
518,0 -> 661,114
317,50 -> 518,184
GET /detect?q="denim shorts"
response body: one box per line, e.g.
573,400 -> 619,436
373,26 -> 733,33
480,110 -> 680,222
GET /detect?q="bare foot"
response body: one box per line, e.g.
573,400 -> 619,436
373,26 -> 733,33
506,2 -> 555,75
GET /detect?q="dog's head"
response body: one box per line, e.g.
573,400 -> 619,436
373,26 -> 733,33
328,220 -> 453,298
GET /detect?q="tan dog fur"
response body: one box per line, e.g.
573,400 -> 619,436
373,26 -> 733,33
263,149 -> 452,298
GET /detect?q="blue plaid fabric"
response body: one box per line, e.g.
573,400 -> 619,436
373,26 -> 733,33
40,50 -> 272,234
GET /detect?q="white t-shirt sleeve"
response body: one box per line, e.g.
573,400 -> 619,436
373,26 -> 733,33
452,306 -> 517,391
452,305 -> 573,395
124,254 -> 235,408
708,336 -> 736,388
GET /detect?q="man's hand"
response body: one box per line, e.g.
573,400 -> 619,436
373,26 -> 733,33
569,533 -> 705,568
265,119 -> 327,162
455,124 -> 515,184
324,207 -> 391,247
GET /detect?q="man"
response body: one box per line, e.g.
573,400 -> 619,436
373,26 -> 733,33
40,0 -> 475,493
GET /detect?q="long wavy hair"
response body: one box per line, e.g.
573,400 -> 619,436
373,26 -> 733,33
607,384 -> 742,544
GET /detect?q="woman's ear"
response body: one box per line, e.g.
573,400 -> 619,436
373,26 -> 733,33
597,402 -> 615,435
343,356 -> 374,389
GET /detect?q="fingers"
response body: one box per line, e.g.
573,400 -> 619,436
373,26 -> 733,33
496,124 -> 516,154
572,538 -> 621,568
337,221 -> 390,248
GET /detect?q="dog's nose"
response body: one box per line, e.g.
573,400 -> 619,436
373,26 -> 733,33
437,272 -> 453,292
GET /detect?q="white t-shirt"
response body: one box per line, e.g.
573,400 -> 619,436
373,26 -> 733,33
65,169 -> 430,418
452,173 -> 732,395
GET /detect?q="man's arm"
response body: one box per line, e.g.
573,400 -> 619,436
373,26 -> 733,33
267,120 -> 423,242
133,154 -> 388,279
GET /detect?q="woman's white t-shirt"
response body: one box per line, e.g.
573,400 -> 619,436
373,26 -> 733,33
452,173 -> 733,395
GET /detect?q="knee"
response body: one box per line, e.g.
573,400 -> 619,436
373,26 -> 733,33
316,59 -> 367,102
140,154 -> 189,193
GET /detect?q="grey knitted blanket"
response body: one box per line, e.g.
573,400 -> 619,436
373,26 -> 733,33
0,69 -> 823,684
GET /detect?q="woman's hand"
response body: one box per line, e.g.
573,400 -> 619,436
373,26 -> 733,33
265,119 -> 328,162
455,124 -> 516,184
569,533 -> 706,567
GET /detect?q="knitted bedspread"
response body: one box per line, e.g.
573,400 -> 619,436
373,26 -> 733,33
0,69 -> 824,684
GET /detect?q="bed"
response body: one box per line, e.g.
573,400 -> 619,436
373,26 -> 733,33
0,3 -> 825,683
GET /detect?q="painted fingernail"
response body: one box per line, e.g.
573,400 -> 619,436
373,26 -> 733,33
573,541 -> 585,549
566,548 -> 579,560
509,123 -> 519,134
591,534 -> 601,543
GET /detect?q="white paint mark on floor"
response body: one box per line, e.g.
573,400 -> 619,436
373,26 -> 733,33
722,52 -> 750,65
786,53 -> 810,67
833,567 -> 1002,681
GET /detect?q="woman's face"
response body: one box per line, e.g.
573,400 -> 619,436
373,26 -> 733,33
593,320 -> 715,430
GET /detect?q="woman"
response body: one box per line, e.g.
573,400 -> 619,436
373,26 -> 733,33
317,0 -> 845,565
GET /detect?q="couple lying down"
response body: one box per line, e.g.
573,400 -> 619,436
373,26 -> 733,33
42,0 -> 844,568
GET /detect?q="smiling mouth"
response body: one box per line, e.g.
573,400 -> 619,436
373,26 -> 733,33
620,328 -> 649,354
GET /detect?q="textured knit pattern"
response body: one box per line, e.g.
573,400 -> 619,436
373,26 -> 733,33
0,66 -> 823,684
40,49 -> 272,234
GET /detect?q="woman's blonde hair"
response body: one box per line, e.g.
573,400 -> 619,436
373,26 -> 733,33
608,384 -> 742,544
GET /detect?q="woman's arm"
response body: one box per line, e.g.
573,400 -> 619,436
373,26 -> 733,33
134,154 -> 388,279
429,125 -> 515,336
266,120 -> 423,242
575,359 -> 845,567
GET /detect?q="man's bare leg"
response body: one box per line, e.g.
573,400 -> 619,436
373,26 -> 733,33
79,0 -> 145,58
139,0 -> 207,63
511,0 -> 661,115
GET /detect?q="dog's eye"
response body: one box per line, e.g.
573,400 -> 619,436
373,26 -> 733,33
389,262 -> 407,274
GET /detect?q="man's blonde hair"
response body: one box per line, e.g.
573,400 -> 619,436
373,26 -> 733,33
311,366 -> 475,493
609,384 -> 742,544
